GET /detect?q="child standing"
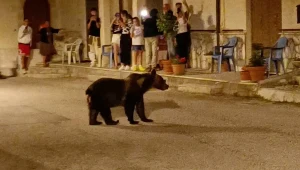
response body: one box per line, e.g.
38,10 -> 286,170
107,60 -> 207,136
130,17 -> 145,71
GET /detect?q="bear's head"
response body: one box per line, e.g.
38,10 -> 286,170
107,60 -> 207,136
150,69 -> 169,91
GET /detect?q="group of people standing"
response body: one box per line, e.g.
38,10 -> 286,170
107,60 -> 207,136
106,1 -> 192,72
18,19 -> 61,74
17,1 -> 192,75
109,9 -> 161,72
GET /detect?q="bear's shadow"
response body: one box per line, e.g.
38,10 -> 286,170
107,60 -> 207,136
114,123 -> 280,136
112,99 -> 180,118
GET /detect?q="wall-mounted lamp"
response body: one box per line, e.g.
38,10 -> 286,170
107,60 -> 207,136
140,8 -> 148,18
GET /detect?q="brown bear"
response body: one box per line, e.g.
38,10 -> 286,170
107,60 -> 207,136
86,69 -> 169,125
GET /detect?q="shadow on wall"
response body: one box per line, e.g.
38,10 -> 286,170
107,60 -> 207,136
189,4 -> 216,30
207,15 -> 216,30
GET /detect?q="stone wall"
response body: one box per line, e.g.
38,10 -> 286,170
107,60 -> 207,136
0,0 -> 23,69
279,1 -> 300,71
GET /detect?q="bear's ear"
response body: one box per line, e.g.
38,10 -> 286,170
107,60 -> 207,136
150,69 -> 156,76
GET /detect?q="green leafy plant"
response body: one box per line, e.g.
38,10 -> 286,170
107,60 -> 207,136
157,12 -> 177,38
248,51 -> 265,67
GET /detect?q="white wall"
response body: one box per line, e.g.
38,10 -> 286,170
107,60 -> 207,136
171,0 -> 216,30
222,0 -> 247,30
282,0 -> 300,29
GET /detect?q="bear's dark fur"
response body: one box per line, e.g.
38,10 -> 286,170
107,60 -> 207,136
85,69 -> 169,125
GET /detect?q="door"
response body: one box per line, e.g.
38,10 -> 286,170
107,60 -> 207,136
24,0 -> 50,49
251,0 -> 282,47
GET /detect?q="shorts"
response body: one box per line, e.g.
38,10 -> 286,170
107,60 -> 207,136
132,45 -> 144,51
111,34 -> 121,45
18,43 -> 31,56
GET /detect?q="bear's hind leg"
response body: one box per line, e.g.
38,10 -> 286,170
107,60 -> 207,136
89,109 -> 102,125
100,107 -> 119,125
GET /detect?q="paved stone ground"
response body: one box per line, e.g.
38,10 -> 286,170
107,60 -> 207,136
1,77 -> 300,170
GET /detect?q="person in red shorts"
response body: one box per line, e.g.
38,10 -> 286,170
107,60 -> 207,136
18,18 -> 32,74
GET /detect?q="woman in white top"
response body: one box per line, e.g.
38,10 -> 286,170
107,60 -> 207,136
18,18 -> 32,74
130,17 -> 145,71
175,11 -> 190,67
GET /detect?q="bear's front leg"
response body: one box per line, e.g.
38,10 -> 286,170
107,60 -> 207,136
136,96 -> 153,123
89,109 -> 102,125
124,97 -> 139,125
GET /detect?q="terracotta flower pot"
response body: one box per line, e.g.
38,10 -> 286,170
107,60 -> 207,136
221,62 -> 229,72
158,60 -> 164,69
172,64 -> 185,75
242,66 -> 248,71
240,70 -> 251,81
161,60 -> 173,74
247,66 -> 266,82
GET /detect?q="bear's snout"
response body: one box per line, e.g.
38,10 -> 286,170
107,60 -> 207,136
162,84 -> 169,90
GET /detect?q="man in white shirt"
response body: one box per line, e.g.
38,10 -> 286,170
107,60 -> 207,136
18,18 -> 32,74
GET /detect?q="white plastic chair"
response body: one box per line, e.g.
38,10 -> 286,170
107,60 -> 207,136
71,39 -> 82,64
62,38 -> 82,65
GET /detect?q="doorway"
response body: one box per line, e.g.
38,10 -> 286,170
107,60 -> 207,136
24,0 -> 50,49
146,0 -> 163,13
251,0 -> 282,47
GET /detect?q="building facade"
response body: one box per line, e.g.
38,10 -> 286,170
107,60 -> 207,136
0,0 -> 299,72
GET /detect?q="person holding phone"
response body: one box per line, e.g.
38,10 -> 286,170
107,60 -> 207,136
118,10 -> 132,71
87,8 -> 101,37
18,18 -> 32,74
111,12 -> 122,69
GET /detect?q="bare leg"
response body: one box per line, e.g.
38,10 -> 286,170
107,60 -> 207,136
136,51 -> 141,66
131,51 -> 137,71
113,44 -> 119,68
24,56 -> 29,71
21,55 -> 25,69
43,56 -> 47,67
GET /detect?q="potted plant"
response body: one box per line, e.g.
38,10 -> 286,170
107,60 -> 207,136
157,12 -> 177,60
244,51 -> 266,82
171,56 -> 186,75
240,66 -> 251,81
161,59 -> 173,74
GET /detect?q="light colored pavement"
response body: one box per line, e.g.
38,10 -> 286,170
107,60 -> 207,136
0,77 -> 300,170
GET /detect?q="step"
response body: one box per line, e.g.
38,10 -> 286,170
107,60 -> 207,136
258,87 -> 300,103
27,73 -> 71,79
26,64 -> 260,97
87,74 -> 120,81
28,66 -> 69,74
